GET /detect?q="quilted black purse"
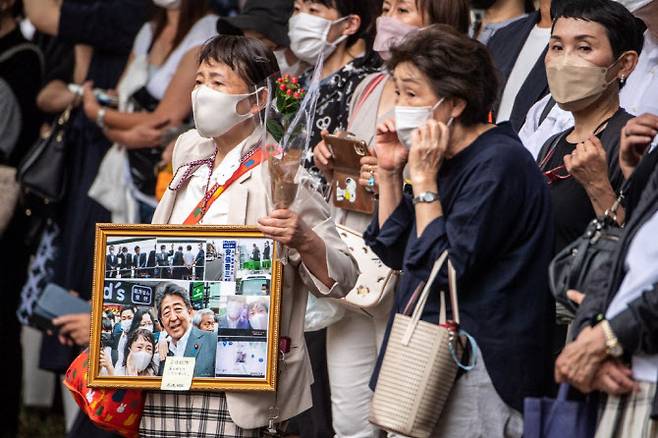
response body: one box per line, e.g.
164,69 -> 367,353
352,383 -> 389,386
549,193 -> 624,315
17,105 -> 72,217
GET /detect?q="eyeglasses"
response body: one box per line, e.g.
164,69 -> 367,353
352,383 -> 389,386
543,164 -> 573,186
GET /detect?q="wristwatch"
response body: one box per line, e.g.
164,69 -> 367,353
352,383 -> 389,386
413,191 -> 440,205
600,319 -> 623,358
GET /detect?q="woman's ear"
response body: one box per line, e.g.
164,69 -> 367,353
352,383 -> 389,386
250,88 -> 269,115
617,51 -> 639,83
342,14 -> 361,37
449,97 -> 467,121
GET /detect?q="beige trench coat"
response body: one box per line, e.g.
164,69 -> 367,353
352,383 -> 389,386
151,128 -> 360,429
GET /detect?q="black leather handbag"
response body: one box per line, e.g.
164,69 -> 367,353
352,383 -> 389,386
17,106 -> 72,217
549,194 -> 624,315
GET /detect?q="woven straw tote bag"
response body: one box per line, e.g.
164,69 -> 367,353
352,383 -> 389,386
369,251 -> 462,438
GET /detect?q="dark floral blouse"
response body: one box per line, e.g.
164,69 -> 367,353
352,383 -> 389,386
300,51 -> 382,188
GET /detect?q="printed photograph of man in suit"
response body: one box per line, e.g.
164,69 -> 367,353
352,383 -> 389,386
155,244 -> 170,278
194,243 -> 205,280
118,247 -> 133,278
171,246 -> 186,280
134,246 -> 148,278
155,283 -> 216,377
106,245 -> 119,278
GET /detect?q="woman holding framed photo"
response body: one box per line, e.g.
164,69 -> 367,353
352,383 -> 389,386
144,34 -> 359,436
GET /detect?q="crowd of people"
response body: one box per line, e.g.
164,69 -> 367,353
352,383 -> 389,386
1,0 -> 658,437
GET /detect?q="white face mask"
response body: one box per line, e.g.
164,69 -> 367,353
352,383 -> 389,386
288,13 -> 350,64
152,0 -> 181,9
120,319 -> 133,333
249,313 -> 269,330
395,98 -> 450,149
142,324 -> 154,333
129,350 -> 153,373
191,85 -> 260,139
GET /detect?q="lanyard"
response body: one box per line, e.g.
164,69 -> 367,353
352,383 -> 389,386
182,146 -> 263,225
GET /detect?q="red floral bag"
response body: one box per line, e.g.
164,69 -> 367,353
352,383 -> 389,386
63,349 -> 144,438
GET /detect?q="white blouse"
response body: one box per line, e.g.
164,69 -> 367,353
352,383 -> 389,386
132,15 -> 218,100
168,130 -> 258,225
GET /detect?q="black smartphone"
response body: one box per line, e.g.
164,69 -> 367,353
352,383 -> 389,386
29,283 -> 91,333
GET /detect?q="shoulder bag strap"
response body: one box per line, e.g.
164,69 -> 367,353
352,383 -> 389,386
402,251 -> 459,345
349,73 -> 386,127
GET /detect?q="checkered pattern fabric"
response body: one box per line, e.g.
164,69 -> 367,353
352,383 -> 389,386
140,392 -> 263,437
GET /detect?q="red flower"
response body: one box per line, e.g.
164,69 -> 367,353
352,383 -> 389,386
286,89 -> 293,96
293,92 -> 301,99
291,77 -> 299,85
279,84 -> 286,91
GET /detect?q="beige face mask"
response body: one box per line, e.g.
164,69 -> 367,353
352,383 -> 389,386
546,54 -> 622,112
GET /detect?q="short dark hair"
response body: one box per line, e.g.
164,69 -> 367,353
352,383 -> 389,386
155,283 -> 192,318
303,0 -> 381,50
199,35 -> 279,88
553,0 -> 645,58
120,307 -> 135,318
160,245 -> 166,250
186,245 -> 192,251
127,308 -> 156,336
135,246 -> 140,251
122,328 -> 155,368
417,0 -> 470,34
387,24 -> 499,126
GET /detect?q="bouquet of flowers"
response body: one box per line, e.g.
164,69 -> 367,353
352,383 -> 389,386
262,66 -> 321,211
266,75 -> 306,143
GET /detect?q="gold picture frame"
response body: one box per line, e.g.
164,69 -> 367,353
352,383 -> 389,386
88,224 -> 282,392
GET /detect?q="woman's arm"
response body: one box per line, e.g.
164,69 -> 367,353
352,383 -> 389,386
24,0 -> 61,36
373,119 -> 408,227
565,135 -> 625,223
37,80 -> 76,114
83,47 -> 200,131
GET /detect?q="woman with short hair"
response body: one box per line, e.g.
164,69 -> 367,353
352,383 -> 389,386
141,34 -> 359,437
364,25 -> 555,436
310,1 -> 470,436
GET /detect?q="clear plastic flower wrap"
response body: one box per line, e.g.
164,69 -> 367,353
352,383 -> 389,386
261,56 -> 323,212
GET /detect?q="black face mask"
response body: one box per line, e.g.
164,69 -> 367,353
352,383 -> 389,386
470,0 -> 497,9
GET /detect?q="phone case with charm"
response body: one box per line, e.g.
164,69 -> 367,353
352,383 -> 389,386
325,134 -> 375,215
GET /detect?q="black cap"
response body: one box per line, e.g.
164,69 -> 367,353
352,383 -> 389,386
217,0 -> 294,48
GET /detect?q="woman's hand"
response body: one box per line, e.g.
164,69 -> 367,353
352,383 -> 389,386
408,119 -> 450,189
158,336 -> 169,361
53,313 -> 91,347
564,135 -> 610,191
126,353 -> 137,376
565,135 -> 623,220
359,155 -> 379,192
313,130 -> 334,180
374,119 -> 408,175
592,360 -> 638,395
555,324 -> 608,392
82,81 -> 101,121
619,114 -> 658,179
100,350 -> 115,376
257,210 -> 315,252
258,210 -> 334,289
